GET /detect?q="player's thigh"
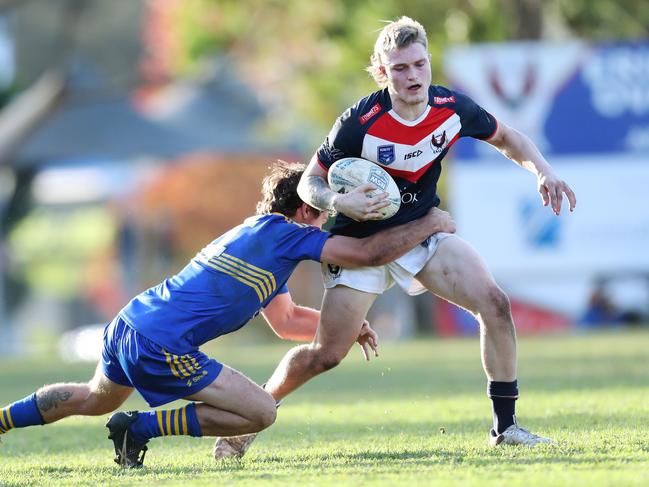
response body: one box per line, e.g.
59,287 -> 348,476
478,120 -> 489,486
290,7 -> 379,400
316,286 -> 377,352
185,365 -> 274,418
88,362 -> 134,410
415,235 -> 498,312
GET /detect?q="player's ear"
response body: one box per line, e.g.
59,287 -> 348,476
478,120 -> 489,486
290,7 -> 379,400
295,203 -> 310,221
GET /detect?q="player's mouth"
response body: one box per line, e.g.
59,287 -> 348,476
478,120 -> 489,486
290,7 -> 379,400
407,83 -> 422,92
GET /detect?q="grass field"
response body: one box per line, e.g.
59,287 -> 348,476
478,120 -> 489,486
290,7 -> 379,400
1,329 -> 649,486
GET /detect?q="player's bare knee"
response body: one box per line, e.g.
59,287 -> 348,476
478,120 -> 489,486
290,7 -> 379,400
313,349 -> 345,373
257,403 -> 278,431
479,285 -> 512,322
248,394 -> 277,432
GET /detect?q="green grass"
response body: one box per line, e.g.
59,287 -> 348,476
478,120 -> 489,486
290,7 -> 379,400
2,329 -> 649,486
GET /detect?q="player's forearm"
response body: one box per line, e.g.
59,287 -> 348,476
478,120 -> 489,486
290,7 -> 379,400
361,214 -> 442,266
496,126 -> 553,177
297,175 -> 337,211
276,306 -> 320,342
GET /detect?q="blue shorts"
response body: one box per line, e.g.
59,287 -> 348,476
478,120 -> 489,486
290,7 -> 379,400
101,316 -> 223,407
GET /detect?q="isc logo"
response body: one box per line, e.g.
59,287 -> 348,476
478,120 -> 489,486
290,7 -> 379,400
404,149 -> 423,160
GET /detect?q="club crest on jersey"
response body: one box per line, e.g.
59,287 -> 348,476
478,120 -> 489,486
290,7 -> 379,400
431,131 -> 447,150
377,144 -> 395,165
327,264 -> 342,278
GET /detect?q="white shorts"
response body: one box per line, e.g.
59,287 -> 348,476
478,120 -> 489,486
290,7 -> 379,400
322,232 -> 455,296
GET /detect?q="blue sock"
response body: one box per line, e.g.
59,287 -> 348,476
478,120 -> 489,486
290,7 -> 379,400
488,380 -> 518,434
129,403 -> 202,441
0,393 -> 46,434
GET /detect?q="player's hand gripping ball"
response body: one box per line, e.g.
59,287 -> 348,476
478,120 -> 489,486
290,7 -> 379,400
327,157 -> 401,219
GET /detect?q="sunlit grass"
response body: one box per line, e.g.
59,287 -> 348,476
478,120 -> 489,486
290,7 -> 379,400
1,330 -> 649,486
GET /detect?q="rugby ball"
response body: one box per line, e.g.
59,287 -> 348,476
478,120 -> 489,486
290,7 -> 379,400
327,157 -> 401,219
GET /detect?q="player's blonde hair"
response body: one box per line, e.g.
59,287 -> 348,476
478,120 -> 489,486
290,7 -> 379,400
366,16 -> 429,88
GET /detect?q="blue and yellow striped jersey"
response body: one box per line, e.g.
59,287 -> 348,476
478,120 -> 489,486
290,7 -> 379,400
119,214 -> 330,352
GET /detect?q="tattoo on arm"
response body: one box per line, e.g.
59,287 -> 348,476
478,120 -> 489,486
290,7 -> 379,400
303,176 -> 335,211
36,390 -> 73,412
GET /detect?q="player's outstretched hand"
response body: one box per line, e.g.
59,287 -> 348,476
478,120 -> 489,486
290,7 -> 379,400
356,321 -> 379,361
334,183 -> 390,222
423,207 -> 456,234
538,172 -> 577,215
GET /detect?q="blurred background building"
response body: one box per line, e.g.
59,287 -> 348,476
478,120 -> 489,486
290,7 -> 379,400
0,0 -> 648,358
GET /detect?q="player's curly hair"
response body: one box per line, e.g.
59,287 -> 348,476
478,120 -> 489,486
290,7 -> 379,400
366,16 -> 428,88
256,160 -> 323,217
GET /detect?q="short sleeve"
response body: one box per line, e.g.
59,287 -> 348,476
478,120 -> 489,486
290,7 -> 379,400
454,91 -> 498,140
277,283 -> 289,295
275,219 -> 332,263
316,108 -> 364,169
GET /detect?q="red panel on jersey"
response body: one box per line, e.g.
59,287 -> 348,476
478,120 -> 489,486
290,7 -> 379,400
367,107 -> 456,145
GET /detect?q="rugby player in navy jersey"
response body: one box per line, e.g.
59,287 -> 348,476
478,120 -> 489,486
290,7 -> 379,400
215,16 -> 577,457
0,161 -> 455,468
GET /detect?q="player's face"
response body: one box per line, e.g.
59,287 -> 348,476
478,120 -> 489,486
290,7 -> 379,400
382,42 -> 431,107
310,209 -> 330,229
297,205 -> 330,229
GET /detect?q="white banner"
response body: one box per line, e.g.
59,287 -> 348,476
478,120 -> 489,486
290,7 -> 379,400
448,154 -> 649,314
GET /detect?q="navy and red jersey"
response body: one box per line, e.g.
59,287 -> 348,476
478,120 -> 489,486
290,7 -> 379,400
316,85 -> 497,237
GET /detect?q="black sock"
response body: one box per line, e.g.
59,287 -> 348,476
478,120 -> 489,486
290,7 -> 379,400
488,380 -> 518,434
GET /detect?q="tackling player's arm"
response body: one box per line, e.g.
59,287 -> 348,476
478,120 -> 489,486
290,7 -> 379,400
297,154 -> 390,222
262,293 -> 319,342
262,293 -> 379,359
320,205 -> 456,268
486,122 -> 577,216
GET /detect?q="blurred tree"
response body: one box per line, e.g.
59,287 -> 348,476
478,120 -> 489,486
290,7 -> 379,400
132,154 -> 278,286
556,0 -> 649,40
153,0 -> 647,149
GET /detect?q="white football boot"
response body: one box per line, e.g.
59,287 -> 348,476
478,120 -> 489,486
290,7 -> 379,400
213,433 -> 258,460
490,421 -> 553,447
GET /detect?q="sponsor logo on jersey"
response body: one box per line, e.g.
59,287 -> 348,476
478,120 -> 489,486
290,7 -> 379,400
359,103 -> 382,124
377,144 -> 396,164
433,96 -> 455,104
431,130 -> 447,149
401,191 -> 421,204
404,149 -> 423,160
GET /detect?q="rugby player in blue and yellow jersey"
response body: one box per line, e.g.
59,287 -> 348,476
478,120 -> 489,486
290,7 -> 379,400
0,161 -> 455,468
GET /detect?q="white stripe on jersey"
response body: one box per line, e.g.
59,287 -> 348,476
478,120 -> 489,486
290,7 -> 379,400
360,112 -> 461,173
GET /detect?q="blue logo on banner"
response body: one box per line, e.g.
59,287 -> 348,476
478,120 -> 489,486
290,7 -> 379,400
377,145 -> 396,165
520,198 -> 560,247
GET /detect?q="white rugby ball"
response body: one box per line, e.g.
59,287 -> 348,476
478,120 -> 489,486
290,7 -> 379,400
327,157 -> 401,219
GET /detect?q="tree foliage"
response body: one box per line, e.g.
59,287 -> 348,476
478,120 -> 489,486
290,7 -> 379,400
163,0 -> 649,149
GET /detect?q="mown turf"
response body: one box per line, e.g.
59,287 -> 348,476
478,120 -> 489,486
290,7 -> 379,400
1,329 -> 648,486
